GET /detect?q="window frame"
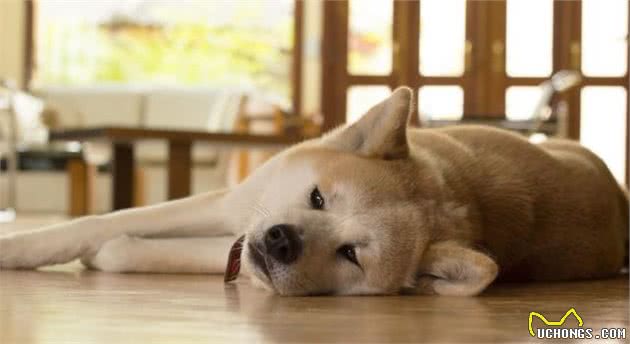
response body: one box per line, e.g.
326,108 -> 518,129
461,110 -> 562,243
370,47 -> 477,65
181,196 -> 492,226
320,0 -> 629,185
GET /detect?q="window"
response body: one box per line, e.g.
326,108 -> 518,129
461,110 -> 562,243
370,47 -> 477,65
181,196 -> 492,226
418,86 -> 464,120
346,86 -> 390,123
505,86 -> 543,121
321,1 -> 628,183
506,0 -> 553,77
580,87 -> 627,182
581,0 -> 628,77
348,0 -> 392,75
419,0 -> 467,77
34,1 -> 296,106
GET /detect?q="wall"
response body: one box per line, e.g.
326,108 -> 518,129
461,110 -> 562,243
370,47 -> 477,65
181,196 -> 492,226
0,0 -> 25,88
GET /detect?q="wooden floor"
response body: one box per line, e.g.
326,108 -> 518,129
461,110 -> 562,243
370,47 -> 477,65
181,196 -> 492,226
1,216 -> 628,343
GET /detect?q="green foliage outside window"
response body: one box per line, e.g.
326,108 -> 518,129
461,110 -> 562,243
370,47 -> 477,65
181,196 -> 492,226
35,2 -> 293,104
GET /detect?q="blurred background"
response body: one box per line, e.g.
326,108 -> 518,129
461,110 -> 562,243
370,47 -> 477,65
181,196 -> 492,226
0,0 -> 628,219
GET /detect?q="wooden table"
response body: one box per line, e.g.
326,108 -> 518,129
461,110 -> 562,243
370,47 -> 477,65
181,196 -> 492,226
49,127 -> 303,212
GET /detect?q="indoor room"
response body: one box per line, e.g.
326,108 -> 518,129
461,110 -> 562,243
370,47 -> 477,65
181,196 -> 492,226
1,0 -> 628,342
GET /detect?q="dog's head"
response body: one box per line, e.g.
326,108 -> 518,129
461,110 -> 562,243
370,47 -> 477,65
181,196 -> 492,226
240,87 -> 497,296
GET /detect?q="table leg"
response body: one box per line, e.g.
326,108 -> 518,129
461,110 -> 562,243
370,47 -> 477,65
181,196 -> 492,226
168,141 -> 192,200
112,142 -> 135,210
67,158 -> 95,217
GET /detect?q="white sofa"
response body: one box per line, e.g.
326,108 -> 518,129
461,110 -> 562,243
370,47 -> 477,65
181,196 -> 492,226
9,86 -> 250,213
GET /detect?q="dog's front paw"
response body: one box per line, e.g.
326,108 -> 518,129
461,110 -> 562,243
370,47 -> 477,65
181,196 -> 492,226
0,231 -> 82,270
0,234 -> 36,269
81,235 -> 135,272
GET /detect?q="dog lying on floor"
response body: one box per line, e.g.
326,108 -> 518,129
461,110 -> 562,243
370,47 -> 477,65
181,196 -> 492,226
0,87 -> 627,296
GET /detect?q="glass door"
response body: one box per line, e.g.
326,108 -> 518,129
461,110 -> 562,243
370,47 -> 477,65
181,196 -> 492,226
499,0 -> 628,183
320,0 -> 629,184
417,0 -> 468,121
504,0 -> 554,120
346,0 -> 394,123
577,0 -> 628,183
345,0 -> 471,123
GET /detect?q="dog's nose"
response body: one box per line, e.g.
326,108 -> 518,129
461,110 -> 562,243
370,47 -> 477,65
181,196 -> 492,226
264,224 -> 302,264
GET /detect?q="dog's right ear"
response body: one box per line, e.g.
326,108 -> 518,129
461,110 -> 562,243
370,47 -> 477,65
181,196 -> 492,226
415,241 -> 498,296
321,86 -> 414,159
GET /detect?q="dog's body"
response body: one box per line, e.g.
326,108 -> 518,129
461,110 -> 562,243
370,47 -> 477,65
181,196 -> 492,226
1,87 -> 627,296
410,125 -> 627,282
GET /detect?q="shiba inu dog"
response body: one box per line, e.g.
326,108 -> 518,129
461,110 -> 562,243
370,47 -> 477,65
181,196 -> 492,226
0,87 -> 627,296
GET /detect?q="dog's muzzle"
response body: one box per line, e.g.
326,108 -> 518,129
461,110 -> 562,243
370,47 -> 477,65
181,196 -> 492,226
264,224 -> 303,265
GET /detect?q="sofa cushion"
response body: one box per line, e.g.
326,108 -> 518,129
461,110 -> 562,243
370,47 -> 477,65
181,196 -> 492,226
137,88 -> 244,163
38,86 -> 144,127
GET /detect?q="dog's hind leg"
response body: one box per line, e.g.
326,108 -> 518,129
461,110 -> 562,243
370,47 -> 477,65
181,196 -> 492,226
81,236 -> 236,274
0,189 -> 250,270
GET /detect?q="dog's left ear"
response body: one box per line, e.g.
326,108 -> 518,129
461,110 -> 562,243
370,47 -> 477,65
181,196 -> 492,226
322,86 -> 414,159
415,241 -> 498,296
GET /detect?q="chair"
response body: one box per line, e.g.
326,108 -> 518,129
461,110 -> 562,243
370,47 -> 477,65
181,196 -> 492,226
137,88 -> 246,203
0,81 -> 52,221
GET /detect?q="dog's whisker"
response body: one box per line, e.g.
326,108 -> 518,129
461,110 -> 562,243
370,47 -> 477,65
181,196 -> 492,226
253,201 -> 271,217
252,201 -> 268,215
250,204 -> 268,218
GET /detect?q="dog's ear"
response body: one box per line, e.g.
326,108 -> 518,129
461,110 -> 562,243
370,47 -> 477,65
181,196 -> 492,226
415,241 -> 498,296
322,86 -> 414,159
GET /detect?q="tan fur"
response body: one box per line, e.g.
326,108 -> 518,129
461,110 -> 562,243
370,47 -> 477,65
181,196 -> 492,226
1,87 -> 627,297
238,87 -> 627,295
409,125 -> 627,282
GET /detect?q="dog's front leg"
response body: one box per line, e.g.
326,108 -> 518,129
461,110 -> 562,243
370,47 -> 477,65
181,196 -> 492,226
0,188 -> 248,269
81,236 -> 236,274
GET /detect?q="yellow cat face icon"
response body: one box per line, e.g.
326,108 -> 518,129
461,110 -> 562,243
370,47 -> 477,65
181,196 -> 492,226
528,308 -> 584,336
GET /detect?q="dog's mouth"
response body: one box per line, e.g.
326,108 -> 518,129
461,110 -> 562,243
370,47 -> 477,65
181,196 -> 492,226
247,242 -> 272,282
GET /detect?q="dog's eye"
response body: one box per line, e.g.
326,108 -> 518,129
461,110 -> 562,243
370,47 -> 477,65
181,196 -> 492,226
310,187 -> 325,210
337,245 -> 359,266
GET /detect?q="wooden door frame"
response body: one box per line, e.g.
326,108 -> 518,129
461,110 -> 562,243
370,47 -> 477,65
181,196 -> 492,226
321,0 -> 472,129
292,0 -> 304,116
417,1 -> 474,118
553,0 -> 629,186
484,1 -> 507,116
320,0 -> 629,186
320,0 -> 514,126
393,0 -> 420,125
321,0 -> 349,131
552,0 -> 581,140
22,0 -> 35,89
